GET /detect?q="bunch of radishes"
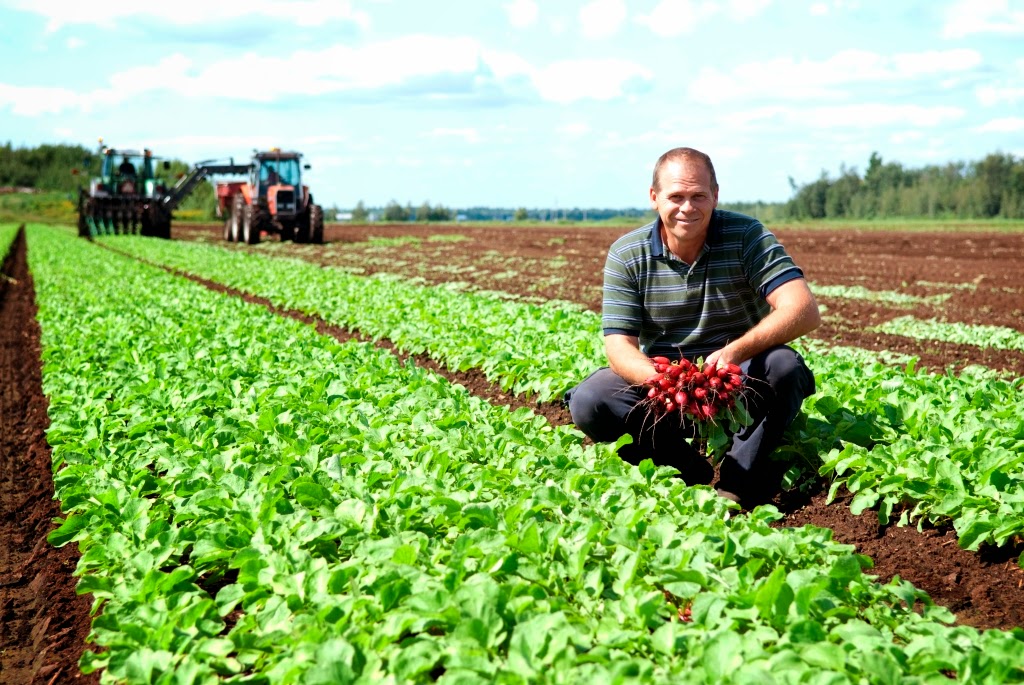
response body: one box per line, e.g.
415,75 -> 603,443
643,356 -> 746,423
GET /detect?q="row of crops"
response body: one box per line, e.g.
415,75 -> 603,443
8,224 -> 1024,682
102,230 -> 1024,553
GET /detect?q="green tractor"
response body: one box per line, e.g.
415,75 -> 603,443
77,146 -> 174,238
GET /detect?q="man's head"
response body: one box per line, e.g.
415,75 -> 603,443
649,147 -> 719,254
651,147 -> 717,193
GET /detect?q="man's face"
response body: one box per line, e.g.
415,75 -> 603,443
649,158 -> 719,244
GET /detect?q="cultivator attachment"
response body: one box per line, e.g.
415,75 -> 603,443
78,192 -> 171,239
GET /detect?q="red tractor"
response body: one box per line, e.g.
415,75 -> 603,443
217,149 -> 324,244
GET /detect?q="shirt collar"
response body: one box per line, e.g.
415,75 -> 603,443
650,210 -> 721,261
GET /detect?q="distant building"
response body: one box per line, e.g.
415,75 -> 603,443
335,211 -> 353,221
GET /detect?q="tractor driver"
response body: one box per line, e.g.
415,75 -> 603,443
265,164 -> 280,185
119,157 -> 136,177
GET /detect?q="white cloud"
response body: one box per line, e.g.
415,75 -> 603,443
726,103 -> 965,129
889,130 -> 926,144
974,117 -> 1024,133
0,35 -> 653,115
790,102 -> 966,127
635,0 -> 718,36
13,0 -> 372,32
977,83 -> 1024,105
430,128 -> 481,143
0,83 -> 91,115
532,59 -> 652,104
557,122 -> 591,138
810,2 -> 829,15
66,36 -> 83,49
690,49 -> 982,104
635,0 -> 768,36
579,0 -> 627,39
942,0 -> 1024,38
729,0 -> 772,20
975,58 -> 1024,105
503,0 -> 538,28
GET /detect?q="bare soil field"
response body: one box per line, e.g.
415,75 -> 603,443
2,221 -> 1023,680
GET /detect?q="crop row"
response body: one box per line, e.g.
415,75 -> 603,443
0,222 -> 19,261
102,234 -> 1024,556
871,315 -> 1024,352
30,224 -> 1024,682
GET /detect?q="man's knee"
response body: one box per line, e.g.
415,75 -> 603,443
754,346 -> 815,398
566,367 -> 634,442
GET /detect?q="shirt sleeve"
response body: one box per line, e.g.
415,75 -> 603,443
601,247 -> 642,337
741,222 -> 804,299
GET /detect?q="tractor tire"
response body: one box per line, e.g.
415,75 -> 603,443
77,194 -> 92,238
293,211 -> 310,244
310,204 -> 324,244
242,204 -> 260,245
140,205 -> 172,239
226,194 -> 243,242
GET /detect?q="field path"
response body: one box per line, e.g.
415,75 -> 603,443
0,227 -> 96,683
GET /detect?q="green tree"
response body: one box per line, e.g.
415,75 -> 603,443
383,200 -> 409,222
351,200 -> 368,222
417,201 -> 432,222
514,207 -> 528,221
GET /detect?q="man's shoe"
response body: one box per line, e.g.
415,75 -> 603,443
716,488 -> 743,505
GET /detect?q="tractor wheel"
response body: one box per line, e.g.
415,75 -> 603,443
78,195 -> 91,238
226,194 -> 243,242
242,204 -> 260,245
310,204 -> 324,244
140,205 -> 172,239
293,218 -> 308,243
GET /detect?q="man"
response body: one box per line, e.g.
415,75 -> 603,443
118,156 -> 136,177
565,147 -> 820,507
265,164 -> 280,186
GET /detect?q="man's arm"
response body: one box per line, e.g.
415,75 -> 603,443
704,278 -> 821,369
605,333 -> 662,386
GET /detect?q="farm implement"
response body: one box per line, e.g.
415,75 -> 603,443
77,145 -> 323,244
217,148 -> 324,245
77,147 -> 177,239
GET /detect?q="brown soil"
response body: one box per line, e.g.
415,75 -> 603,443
0,228 -> 98,684
3,221 -> 1022,682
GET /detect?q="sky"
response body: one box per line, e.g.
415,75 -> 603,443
1,0 -> 1022,211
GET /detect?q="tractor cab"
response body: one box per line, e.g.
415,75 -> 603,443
95,148 -> 163,199
252,150 -> 309,218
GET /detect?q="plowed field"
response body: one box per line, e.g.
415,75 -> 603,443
2,221 -> 1022,681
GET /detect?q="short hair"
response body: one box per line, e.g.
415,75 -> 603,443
652,147 -> 718,193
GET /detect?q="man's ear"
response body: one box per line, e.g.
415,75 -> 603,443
649,186 -> 658,210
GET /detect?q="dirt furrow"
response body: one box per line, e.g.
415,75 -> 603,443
0,227 -> 97,683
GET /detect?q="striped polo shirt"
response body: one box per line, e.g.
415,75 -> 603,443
602,209 -> 804,359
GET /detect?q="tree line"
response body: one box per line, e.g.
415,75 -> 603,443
774,151 -> 1024,221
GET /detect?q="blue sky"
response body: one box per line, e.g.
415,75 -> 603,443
1,0 -> 1022,210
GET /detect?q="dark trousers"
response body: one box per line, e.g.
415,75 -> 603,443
565,345 -> 815,499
